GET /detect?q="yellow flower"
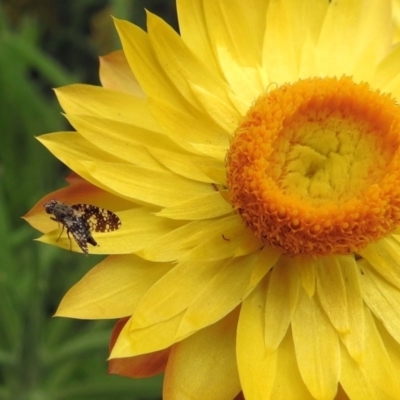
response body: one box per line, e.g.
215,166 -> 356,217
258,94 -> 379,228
24,0 -> 400,399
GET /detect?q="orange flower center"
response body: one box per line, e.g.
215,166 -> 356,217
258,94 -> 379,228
226,76 -> 400,255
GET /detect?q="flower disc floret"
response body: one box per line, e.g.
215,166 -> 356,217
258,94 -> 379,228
227,76 -> 400,255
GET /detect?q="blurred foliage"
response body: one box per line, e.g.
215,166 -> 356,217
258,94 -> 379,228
0,0 -> 176,399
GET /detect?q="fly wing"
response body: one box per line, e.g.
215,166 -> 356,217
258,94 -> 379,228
63,218 -> 91,255
71,204 -> 121,233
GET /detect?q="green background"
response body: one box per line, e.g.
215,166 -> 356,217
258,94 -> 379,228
0,1 -> 176,399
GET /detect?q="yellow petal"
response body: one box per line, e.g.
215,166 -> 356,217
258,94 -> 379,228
164,310 -> 241,400
291,288 -> 340,400
347,0 -> 392,81
146,12 -> 234,112
191,143 -> 228,162
111,312 -> 184,358
372,44 -> 400,95
70,112 -> 224,185
114,18 -> 181,105
204,0 -> 267,67
65,114 -> 180,170
131,247 -> 277,333
297,33 -> 319,79
298,255 -> 316,297
138,214 -> 261,262
340,307 -> 400,399
156,191 -> 233,220
130,260 -> 221,329
271,328 -> 313,400
262,0 -> 328,83
360,263 -> 400,344
99,50 -> 145,96
215,46 -> 265,115
83,160 -> 211,207
111,208 -> 180,253
317,0 -> 391,78
188,82 -> 240,132
247,246 -> 281,290
179,226 -> 256,261
237,278 -> 277,400
138,219 -> 215,262
359,236 -> 400,290
264,1 -> 303,82
200,0 -> 270,107
40,133 -> 187,210
376,318 -> 400,388
149,97 -> 230,149
179,215 -> 263,263
56,255 -> 172,319
37,133 -> 120,189
146,147 -> 221,183
177,0 -> 219,73
176,249 -> 276,339
115,16 -> 217,141
264,256 -> 301,352
192,160 -> 226,184
56,84 -> 159,132
316,256 -> 349,333
338,256 -> 365,362
36,229 -> 121,255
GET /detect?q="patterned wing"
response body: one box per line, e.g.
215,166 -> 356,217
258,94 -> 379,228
71,204 -> 121,233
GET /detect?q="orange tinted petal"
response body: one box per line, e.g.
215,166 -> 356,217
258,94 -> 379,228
99,50 -> 145,96
108,318 -> 170,378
